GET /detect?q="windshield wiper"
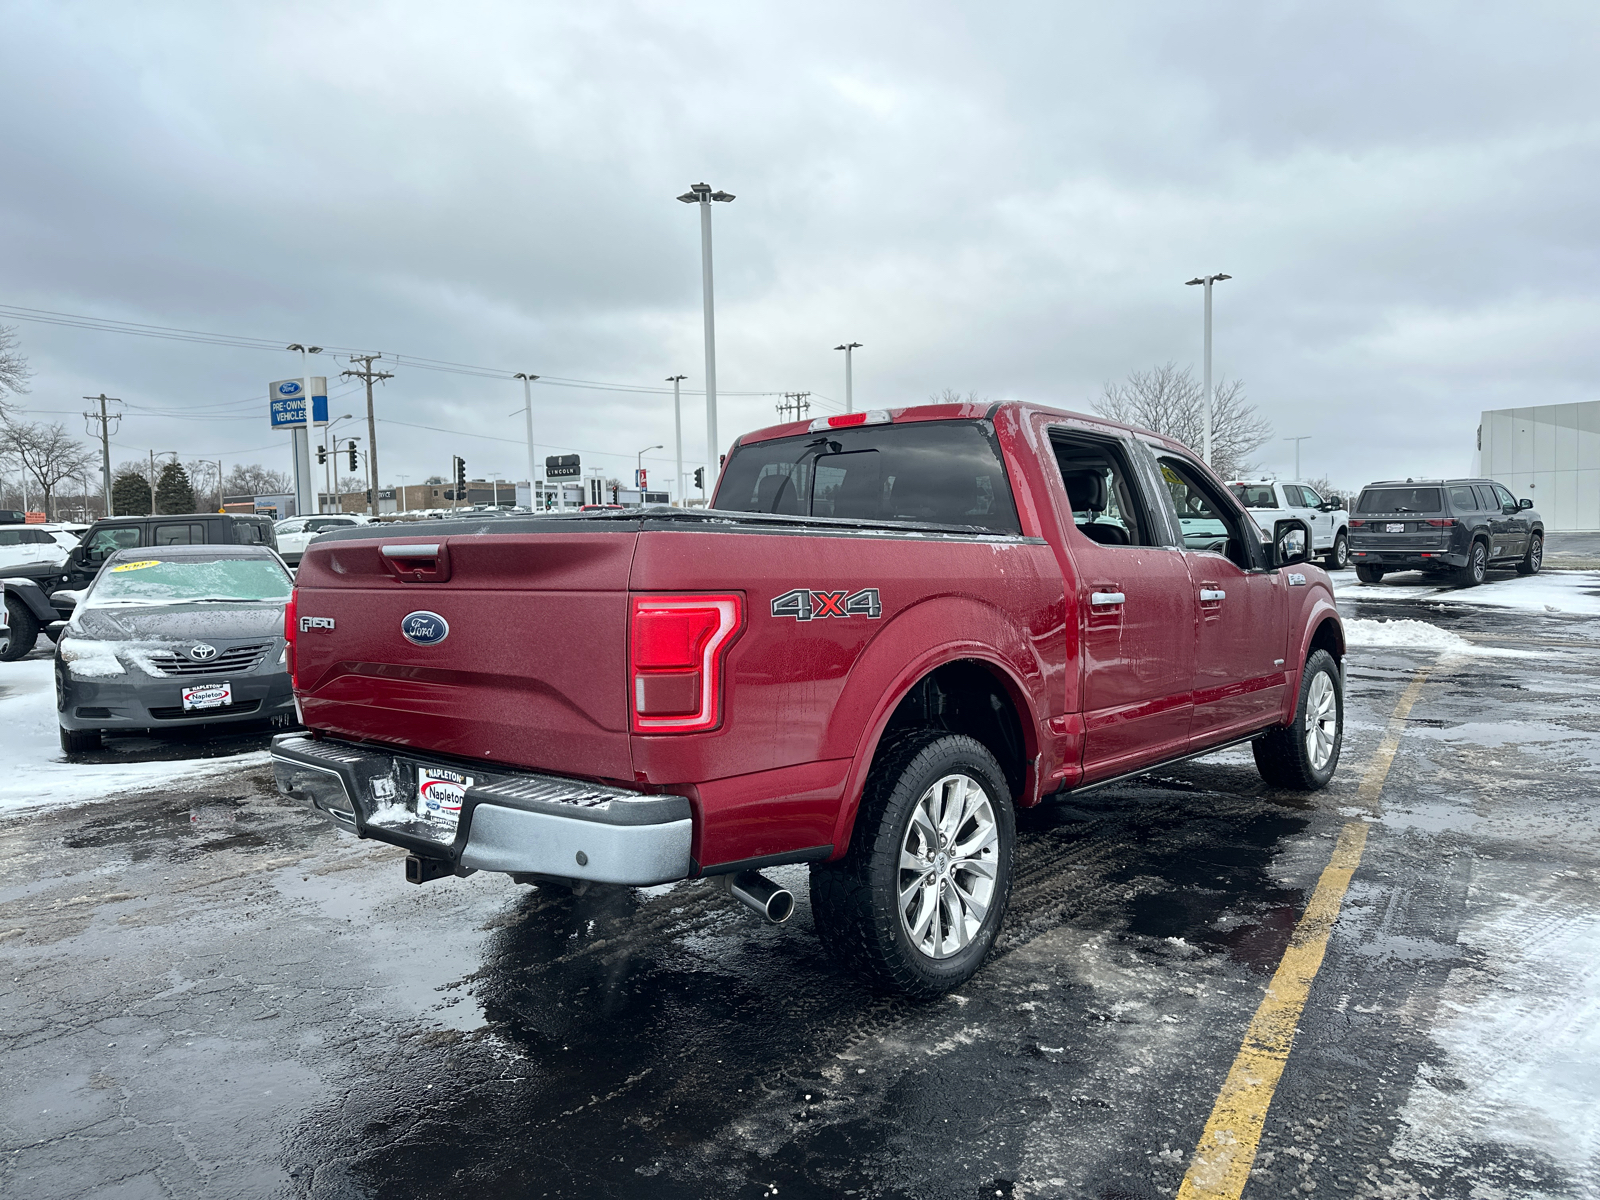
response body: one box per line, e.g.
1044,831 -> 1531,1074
190,597 -> 279,603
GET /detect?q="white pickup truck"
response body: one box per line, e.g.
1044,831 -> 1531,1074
1226,479 -> 1350,569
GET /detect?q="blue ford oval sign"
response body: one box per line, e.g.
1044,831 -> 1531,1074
401,611 -> 449,645
278,380 -> 303,396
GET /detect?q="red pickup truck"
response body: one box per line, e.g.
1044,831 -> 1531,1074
272,401 -> 1343,996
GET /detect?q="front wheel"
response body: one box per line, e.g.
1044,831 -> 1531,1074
810,731 -> 1014,998
1324,531 -> 1350,570
59,726 -> 102,754
1516,533 -> 1543,576
1355,564 -> 1385,584
1254,649 -> 1343,791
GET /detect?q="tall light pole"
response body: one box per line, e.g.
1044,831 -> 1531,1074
1285,435 -> 1311,481
677,182 -> 735,480
285,343 -> 323,515
636,444 -> 662,496
1184,275 -> 1231,468
834,342 -> 862,413
667,375 -> 687,505
513,373 -> 539,500
322,413 -> 354,511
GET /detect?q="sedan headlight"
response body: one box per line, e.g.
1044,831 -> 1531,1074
60,640 -> 127,677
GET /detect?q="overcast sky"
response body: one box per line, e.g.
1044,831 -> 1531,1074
2,1 -> 1597,497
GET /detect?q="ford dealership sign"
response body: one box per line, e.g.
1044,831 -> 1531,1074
269,377 -> 329,428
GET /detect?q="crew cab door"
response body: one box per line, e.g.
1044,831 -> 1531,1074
1045,428 -> 1195,781
1156,455 -> 1288,747
1290,484 -> 1332,549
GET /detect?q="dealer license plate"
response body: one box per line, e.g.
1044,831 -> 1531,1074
416,766 -> 474,828
182,681 -> 232,711
1385,523 -> 1406,533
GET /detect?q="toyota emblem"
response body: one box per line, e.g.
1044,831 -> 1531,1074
189,643 -> 219,662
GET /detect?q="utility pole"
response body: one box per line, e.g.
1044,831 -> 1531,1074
81,394 -> 121,517
834,343 -> 861,413
1185,274 -> 1231,467
677,182 -> 735,482
668,375 -> 687,505
341,355 -> 393,516
776,392 -> 811,423
514,373 -> 539,502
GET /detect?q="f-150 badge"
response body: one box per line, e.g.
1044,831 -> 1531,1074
771,587 -> 882,621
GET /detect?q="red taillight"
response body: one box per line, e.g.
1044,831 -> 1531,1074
1348,520 -> 1366,528
630,594 -> 742,733
283,588 -> 298,688
1426,519 -> 1456,527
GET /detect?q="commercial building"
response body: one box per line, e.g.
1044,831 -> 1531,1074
1479,400 -> 1600,532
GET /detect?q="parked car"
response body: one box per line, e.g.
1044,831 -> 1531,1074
2,512 -> 279,661
0,523 -> 71,581
1348,478 -> 1542,586
1226,479 -> 1350,569
274,515 -> 367,567
53,544 -> 297,753
272,400 -> 1344,997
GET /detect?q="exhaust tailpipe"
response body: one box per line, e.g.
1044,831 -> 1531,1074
719,870 -> 795,924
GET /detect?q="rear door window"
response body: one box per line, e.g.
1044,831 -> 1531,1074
1356,487 -> 1443,514
236,521 -> 266,544
1051,434 -> 1155,547
1447,485 -> 1477,511
153,523 -> 207,545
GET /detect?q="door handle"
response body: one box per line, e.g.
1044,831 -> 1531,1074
1090,591 -> 1125,606
1199,588 -> 1226,602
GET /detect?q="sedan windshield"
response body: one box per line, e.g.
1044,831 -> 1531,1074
87,557 -> 292,607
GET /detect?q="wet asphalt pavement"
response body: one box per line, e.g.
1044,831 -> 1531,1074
3,567 -> 1598,1199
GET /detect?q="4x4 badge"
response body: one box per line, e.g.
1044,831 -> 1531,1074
771,587 -> 882,622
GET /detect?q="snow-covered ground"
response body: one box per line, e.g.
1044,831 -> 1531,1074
1333,565 -> 1600,616
1342,617 -> 1536,659
0,657 -> 269,817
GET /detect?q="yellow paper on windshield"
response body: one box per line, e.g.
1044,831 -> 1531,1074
110,559 -> 162,573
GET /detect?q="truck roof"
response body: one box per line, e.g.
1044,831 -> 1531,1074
734,399 -> 1192,455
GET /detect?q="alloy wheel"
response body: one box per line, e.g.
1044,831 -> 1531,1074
897,773 -> 999,960
1304,670 -> 1338,771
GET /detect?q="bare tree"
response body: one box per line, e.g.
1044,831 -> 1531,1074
223,462 -> 292,497
0,325 -> 31,417
1093,362 -> 1272,480
929,388 -> 986,404
0,421 -> 96,520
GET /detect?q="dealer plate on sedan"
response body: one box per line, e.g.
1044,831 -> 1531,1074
1385,523 -> 1406,533
416,766 -> 473,828
182,681 -> 233,711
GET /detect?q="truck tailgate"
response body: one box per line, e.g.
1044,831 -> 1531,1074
291,529 -> 636,780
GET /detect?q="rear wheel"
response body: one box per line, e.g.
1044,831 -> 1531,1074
59,726 -> 102,754
1355,564 -> 1385,584
1,595 -> 39,661
1516,533 -> 1543,576
810,731 -> 1014,998
1454,540 -> 1488,587
1324,531 -> 1350,570
1254,649 -> 1343,791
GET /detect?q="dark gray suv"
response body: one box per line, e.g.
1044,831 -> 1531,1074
1349,478 -> 1542,586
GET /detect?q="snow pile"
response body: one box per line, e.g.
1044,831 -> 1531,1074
1342,618 -> 1534,659
1335,568 -> 1600,615
0,658 -> 269,816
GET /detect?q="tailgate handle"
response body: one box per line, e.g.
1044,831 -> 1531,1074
1090,591 -> 1125,606
380,542 -> 451,582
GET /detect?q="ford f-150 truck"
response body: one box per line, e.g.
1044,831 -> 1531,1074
272,401 -> 1344,997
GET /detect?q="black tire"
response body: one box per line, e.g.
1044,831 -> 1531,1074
59,725 -> 102,754
1,595 -> 40,662
1324,531 -> 1350,570
1254,649 -> 1343,791
1516,533 -> 1543,576
1355,564 -> 1385,584
810,731 -> 1015,998
1454,539 -> 1488,587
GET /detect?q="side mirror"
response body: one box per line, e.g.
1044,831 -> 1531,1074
1518,497 -> 1533,510
1272,518 -> 1313,568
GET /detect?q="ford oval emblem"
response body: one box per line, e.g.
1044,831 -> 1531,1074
401,611 -> 449,646
278,381 -> 303,396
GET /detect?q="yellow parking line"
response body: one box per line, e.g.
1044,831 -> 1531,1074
1176,666 -> 1430,1200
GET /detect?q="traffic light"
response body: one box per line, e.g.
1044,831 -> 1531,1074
455,456 -> 467,490
347,440 -> 358,471
317,445 -> 327,465
693,467 -> 705,491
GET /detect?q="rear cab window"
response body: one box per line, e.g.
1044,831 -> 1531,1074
1229,483 -> 1279,509
717,419 -> 1021,532
1355,487 -> 1443,514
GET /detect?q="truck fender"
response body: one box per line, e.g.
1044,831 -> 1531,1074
822,596 -> 1048,859
2,578 -> 59,623
1285,593 -> 1344,721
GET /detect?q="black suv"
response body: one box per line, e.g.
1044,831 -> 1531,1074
0,513 -> 279,661
1349,479 -> 1542,586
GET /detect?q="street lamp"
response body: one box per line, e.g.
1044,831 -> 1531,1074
834,342 -> 862,413
677,182 -> 735,481
513,373 -> 539,498
637,444 -> 663,494
1183,275 -> 1230,467
1285,435 -> 1311,482
285,343 -> 323,515
667,375 -> 687,504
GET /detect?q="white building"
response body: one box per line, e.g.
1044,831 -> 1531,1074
1479,400 -> 1600,532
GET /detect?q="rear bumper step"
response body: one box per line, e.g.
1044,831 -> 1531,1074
270,733 -> 693,886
